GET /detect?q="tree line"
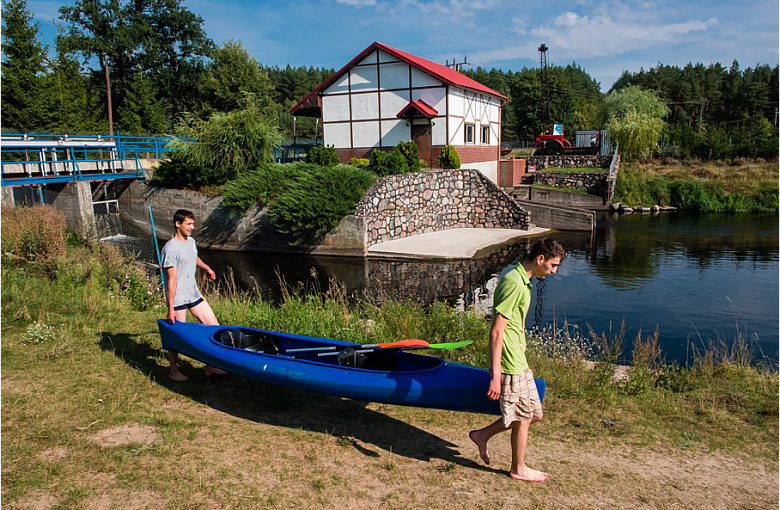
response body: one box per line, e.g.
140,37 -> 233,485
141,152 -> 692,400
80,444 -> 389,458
2,0 -> 777,159
1,0 -> 333,139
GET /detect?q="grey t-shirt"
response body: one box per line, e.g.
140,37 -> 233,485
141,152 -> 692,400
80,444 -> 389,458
161,236 -> 202,307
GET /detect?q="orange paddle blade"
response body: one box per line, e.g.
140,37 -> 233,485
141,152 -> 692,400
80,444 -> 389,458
377,339 -> 430,350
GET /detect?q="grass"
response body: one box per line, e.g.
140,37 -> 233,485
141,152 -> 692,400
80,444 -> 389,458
2,209 -> 778,508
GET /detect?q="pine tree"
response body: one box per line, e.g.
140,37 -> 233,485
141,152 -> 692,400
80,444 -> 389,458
1,0 -> 54,129
47,43 -> 106,131
118,73 -> 166,134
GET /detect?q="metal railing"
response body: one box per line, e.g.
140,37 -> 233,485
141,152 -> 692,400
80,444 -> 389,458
1,141 -> 147,186
3,133 -> 324,163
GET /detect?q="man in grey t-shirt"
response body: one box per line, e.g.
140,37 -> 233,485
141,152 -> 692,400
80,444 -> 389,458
161,209 -> 226,381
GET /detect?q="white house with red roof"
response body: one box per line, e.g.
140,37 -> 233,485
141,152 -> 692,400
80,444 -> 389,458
290,42 -> 507,183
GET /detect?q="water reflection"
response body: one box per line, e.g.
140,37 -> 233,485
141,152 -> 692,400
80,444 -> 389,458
199,212 -> 778,363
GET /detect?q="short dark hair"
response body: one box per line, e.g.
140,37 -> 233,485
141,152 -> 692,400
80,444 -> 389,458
173,209 -> 195,227
527,238 -> 566,262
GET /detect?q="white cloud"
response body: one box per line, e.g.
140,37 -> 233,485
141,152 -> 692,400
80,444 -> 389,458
555,12 -> 581,26
336,0 -> 377,6
510,15 -> 528,35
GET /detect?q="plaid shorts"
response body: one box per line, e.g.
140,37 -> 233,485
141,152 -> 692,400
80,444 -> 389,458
499,369 -> 543,427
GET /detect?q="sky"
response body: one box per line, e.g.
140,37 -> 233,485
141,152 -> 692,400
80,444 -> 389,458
27,0 -> 780,91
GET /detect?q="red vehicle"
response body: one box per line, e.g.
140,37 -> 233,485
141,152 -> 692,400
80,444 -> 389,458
534,124 -> 601,155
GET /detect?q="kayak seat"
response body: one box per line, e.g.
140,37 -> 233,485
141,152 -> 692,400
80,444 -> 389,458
337,348 -> 396,371
218,329 -> 279,353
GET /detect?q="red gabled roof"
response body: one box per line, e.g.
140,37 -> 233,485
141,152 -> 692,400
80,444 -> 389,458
397,100 -> 438,118
290,42 -> 507,114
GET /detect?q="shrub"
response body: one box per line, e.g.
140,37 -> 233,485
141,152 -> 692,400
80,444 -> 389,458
349,158 -> 370,168
222,164 -> 301,215
305,144 -> 340,166
438,145 -> 461,169
269,164 -> 377,243
396,140 -> 420,173
1,205 -> 66,264
368,148 -> 407,177
151,153 -> 226,188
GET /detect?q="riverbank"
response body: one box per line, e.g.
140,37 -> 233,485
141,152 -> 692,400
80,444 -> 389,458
2,229 -> 777,508
614,158 -> 779,212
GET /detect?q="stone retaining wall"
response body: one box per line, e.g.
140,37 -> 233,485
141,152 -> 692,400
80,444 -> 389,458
526,154 -> 612,170
356,168 -> 531,248
533,171 -> 610,195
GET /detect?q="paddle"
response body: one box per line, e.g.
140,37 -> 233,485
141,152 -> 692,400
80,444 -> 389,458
314,339 -> 473,357
278,339 -> 472,357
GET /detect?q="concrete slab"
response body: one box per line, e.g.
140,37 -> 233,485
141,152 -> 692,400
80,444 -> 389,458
367,227 -> 550,260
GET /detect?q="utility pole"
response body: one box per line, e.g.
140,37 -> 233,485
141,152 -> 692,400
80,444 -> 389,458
103,55 -> 113,137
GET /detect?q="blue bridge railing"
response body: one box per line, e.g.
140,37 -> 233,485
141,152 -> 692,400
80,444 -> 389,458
0,133 -> 322,163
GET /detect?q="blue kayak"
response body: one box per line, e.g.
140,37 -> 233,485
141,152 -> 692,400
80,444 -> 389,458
157,320 -> 546,415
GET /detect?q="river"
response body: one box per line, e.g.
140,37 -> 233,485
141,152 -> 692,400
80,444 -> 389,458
199,211 -> 779,365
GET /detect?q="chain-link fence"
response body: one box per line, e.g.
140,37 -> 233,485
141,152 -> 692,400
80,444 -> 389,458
9,183 -> 161,267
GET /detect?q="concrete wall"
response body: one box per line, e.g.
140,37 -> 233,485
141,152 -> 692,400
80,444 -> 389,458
118,182 -> 367,257
513,199 -> 595,231
356,168 -> 531,248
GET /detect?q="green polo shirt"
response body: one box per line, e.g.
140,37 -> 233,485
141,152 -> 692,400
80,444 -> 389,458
490,265 -> 532,375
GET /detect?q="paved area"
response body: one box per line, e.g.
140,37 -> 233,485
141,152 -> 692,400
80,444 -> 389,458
366,227 -> 550,260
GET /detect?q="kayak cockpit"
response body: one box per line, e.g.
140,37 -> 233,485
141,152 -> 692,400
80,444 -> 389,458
212,327 -> 444,372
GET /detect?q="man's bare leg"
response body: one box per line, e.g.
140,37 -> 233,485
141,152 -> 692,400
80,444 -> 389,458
168,351 -> 188,381
168,308 -> 189,381
509,418 -> 547,481
190,301 -> 227,376
469,418 -> 510,465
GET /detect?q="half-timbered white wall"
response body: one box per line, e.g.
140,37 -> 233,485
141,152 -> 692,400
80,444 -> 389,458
321,48 -> 449,150
446,87 -> 501,147
320,47 -> 503,183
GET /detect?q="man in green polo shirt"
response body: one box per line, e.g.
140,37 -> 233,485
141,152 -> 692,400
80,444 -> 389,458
469,238 -> 565,482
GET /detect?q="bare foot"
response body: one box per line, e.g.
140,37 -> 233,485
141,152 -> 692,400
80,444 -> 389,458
204,366 -> 227,376
509,466 -> 548,482
169,371 -> 188,382
469,430 -> 490,465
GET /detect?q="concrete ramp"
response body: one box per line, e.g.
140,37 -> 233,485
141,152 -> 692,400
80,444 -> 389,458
367,227 -> 549,260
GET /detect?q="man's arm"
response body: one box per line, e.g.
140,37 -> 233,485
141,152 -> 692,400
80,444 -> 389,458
487,313 -> 509,400
165,266 -> 178,323
196,257 -> 216,282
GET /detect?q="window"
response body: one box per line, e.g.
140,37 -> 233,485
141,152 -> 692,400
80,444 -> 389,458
481,126 -> 490,144
465,124 -> 474,143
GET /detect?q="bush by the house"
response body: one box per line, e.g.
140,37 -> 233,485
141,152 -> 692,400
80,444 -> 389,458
367,141 -> 421,176
305,144 -> 340,166
348,158 -> 370,168
438,145 -> 461,169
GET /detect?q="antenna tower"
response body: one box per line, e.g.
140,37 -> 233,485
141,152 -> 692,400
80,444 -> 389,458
538,44 -> 551,131
445,57 -> 471,72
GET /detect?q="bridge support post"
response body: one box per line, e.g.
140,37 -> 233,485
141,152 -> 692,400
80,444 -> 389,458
53,181 -> 97,240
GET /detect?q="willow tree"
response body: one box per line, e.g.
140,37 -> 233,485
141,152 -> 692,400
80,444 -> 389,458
602,86 -> 670,160
170,94 -> 281,182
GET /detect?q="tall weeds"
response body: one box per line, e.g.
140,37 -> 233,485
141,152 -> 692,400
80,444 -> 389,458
1,205 -> 67,263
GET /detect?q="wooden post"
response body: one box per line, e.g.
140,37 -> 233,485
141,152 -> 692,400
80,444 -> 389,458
103,55 -> 113,137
